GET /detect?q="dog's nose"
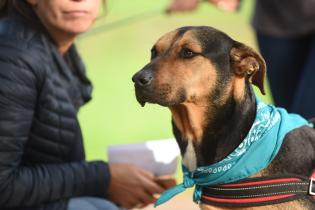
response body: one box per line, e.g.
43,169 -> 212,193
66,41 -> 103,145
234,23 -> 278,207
132,70 -> 153,86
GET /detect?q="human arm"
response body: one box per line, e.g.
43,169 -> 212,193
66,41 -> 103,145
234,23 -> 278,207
166,0 -> 240,13
0,53 -> 109,208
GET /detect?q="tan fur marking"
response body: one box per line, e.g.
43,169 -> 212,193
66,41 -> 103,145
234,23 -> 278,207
232,76 -> 246,102
170,103 -> 209,143
154,30 -> 218,143
154,30 -> 178,54
176,31 -> 203,53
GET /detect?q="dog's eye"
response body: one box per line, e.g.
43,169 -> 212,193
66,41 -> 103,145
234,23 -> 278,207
151,47 -> 158,60
180,48 -> 195,58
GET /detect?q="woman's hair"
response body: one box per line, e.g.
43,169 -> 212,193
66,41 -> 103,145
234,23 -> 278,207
0,0 -> 35,21
0,0 -> 8,17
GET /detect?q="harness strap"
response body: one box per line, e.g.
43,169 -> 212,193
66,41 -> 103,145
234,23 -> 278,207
310,171 -> 315,199
201,172 -> 315,207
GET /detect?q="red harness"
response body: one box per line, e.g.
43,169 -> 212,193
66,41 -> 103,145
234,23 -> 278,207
201,172 -> 315,207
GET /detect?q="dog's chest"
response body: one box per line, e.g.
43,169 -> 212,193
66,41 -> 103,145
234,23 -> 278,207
182,140 -> 197,171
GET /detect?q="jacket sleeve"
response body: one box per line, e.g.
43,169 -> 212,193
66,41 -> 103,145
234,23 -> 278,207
0,56 -> 111,208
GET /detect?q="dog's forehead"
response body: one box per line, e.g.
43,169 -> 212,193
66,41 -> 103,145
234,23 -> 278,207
155,30 -> 178,49
154,29 -> 202,52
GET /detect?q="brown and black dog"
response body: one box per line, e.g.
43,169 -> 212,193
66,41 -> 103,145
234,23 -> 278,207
132,26 -> 315,209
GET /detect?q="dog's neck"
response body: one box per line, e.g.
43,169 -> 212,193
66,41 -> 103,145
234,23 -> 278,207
170,81 -> 256,171
170,102 -> 209,171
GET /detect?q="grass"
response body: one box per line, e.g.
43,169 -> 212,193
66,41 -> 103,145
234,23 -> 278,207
76,0 -> 272,165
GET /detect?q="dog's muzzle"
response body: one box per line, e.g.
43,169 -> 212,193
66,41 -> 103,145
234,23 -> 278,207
132,69 -> 153,87
132,69 -> 154,106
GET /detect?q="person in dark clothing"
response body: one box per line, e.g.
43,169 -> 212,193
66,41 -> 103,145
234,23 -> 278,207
167,0 -> 315,119
0,0 -> 164,210
252,0 -> 315,119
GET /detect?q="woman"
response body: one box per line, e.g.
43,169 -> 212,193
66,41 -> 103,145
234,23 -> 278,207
0,1 -> 164,210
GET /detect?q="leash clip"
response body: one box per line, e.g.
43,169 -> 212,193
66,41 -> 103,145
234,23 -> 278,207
309,178 -> 315,196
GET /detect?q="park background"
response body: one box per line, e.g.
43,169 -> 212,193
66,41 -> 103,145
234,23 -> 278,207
77,0 -> 272,199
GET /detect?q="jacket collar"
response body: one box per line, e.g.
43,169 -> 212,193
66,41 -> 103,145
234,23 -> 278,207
49,41 -> 93,106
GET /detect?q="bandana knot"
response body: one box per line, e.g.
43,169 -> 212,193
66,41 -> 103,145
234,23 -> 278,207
183,171 -> 195,188
155,99 -> 312,207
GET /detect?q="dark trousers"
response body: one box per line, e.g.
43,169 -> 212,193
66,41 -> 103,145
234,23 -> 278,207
67,197 -> 121,210
257,32 -> 315,119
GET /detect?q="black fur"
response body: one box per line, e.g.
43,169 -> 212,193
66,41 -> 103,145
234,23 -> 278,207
134,26 -> 315,208
172,27 -> 315,208
171,27 -> 315,178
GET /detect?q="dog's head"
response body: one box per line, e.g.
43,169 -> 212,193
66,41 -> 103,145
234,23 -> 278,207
132,26 -> 266,107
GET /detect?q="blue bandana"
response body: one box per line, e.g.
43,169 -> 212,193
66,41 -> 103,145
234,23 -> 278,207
155,100 -> 312,207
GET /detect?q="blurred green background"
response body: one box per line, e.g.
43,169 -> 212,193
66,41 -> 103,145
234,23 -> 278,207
76,0 -> 272,162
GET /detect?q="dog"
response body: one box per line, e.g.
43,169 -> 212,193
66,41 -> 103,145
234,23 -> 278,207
132,26 -> 315,209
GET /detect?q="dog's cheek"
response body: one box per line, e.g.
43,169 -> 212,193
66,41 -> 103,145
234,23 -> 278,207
186,58 -> 218,102
153,62 -> 183,98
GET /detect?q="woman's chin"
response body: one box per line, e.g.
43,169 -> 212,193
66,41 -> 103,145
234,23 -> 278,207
62,21 -> 95,35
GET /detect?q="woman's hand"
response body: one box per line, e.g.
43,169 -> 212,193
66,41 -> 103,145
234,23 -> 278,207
108,164 -> 165,209
166,0 -> 199,13
209,0 -> 240,12
166,0 -> 240,13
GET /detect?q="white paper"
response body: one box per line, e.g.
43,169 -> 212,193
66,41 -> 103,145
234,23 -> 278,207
108,138 -> 180,176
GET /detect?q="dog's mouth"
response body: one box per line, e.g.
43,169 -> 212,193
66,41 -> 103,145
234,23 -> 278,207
138,99 -> 146,107
134,84 -> 186,107
134,85 -> 158,107
135,93 -> 147,107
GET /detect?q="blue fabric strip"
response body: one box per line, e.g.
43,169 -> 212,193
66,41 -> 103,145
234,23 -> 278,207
155,100 -> 311,207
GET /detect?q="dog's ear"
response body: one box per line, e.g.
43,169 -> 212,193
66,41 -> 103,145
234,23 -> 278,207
230,42 -> 266,95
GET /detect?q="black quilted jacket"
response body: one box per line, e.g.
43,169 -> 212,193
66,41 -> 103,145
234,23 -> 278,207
0,12 -> 110,210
